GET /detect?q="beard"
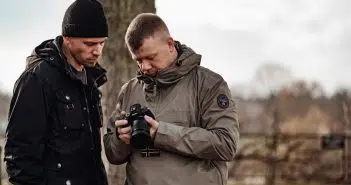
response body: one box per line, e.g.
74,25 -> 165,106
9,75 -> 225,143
84,58 -> 99,67
73,53 -> 99,67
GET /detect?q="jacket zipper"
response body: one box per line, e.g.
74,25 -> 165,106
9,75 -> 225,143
152,77 -> 160,115
90,73 -> 105,185
92,74 -> 106,185
83,85 -> 100,184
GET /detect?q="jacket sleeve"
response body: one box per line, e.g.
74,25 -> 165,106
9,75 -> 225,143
153,76 -> 240,161
103,83 -> 132,165
4,72 -> 48,185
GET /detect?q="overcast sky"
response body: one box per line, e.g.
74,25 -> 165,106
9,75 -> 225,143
1,0 -> 350,97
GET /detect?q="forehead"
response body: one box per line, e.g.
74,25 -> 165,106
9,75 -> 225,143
132,37 -> 158,57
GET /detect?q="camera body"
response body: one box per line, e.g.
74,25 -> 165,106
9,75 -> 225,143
124,104 -> 155,149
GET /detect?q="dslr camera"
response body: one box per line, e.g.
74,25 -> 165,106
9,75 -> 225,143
124,104 -> 155,149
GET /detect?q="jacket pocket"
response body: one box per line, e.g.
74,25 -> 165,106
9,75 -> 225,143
45,159 -> 67,185
55,90 -> 85,131
159,109 -> 195,127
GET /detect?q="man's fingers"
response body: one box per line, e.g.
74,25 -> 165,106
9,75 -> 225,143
118,126 -> 131,135
115,110 -> 128,127
120,134 -> 130,140
144,115 -> 156,126
119,134 -> 131,144
115,120 -> 128,127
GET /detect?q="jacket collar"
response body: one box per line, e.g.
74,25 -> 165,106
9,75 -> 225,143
137,41 -> 201,90
28,36 -> 107,87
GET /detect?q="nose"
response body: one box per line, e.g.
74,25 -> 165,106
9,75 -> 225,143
140,61 -> 152,72
92,44 -> 103,56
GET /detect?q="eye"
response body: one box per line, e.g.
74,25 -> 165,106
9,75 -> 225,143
84,42 -> 95,46
146,54 -> 157,60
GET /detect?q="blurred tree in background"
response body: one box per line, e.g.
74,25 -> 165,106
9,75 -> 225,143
0,90 -> 10,136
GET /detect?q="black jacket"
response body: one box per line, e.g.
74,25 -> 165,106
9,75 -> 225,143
4,36 -> 108,185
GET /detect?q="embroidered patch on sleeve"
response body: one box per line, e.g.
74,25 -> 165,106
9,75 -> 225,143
217,94 -> 229,109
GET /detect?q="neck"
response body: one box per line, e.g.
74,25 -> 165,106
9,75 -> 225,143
61,44 -> 84,72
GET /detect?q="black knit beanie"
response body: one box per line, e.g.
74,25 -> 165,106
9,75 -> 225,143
62,0 -> 108,37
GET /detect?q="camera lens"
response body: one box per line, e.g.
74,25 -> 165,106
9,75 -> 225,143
131,119 -> 151,149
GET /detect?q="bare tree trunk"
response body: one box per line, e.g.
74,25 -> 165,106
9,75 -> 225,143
100,1 -> 155,185
265,109 -> 279,185
342,96 -> 351,182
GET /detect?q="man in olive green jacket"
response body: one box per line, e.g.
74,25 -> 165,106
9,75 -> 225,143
103,13 -> 240,185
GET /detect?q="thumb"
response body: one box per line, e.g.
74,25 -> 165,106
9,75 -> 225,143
144,115 -> 156,126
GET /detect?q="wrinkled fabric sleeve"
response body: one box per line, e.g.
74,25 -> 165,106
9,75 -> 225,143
103,83 -> 132,165
154,77 -> 240,161
4,72 -> 48,185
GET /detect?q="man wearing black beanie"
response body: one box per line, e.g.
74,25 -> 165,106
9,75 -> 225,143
4,0 -> 109,185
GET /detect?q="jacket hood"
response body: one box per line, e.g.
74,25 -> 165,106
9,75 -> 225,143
26,38 -> 57,67
137,41 -> 201,89
26,36 -> 107,87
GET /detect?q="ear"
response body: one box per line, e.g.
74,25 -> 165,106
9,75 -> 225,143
167,37 -> 175,52
62,36 -> 71,45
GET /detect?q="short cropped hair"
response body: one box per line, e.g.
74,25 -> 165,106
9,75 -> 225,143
125,13 -> 169,52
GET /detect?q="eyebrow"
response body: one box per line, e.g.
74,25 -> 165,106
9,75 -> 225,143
83,38 -> 107,44
84,40 -> 105,44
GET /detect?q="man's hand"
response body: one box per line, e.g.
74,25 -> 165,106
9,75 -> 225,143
115,111 -> 131,144
144,115 -> 159,139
